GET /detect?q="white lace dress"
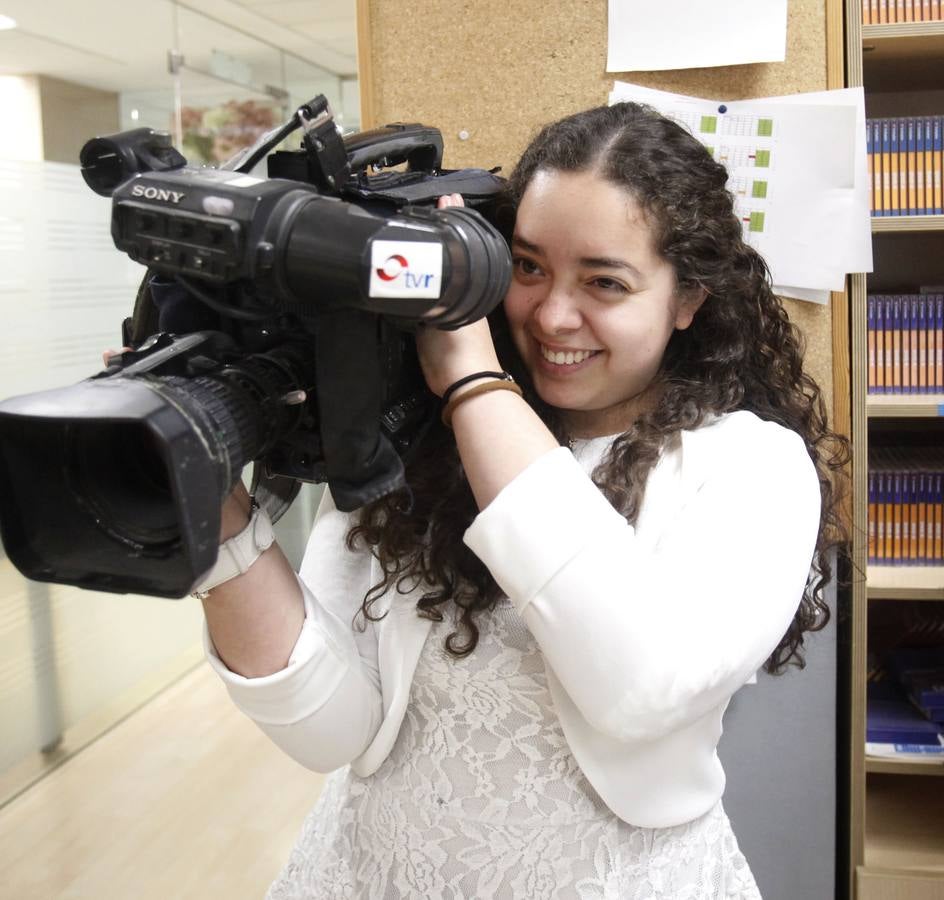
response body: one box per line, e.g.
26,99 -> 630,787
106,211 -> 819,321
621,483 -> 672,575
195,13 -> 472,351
266,594 -> 761,899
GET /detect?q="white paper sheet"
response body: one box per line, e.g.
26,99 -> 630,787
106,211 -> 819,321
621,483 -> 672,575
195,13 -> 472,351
734,85 -> 874,284
609,82 -> 872,298
607,0 -> 787,73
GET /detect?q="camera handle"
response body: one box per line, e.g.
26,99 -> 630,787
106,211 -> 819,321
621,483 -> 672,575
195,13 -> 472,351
225,94 -> 445,193
296,104 -> 446,193
343,123 -> 444,175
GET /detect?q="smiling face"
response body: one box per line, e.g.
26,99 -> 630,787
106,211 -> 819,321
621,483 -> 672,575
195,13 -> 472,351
504,168 -> 704,438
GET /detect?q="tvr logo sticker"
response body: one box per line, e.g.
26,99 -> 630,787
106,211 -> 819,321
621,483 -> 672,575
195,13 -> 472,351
369,241 -> 442,299
376,254 -> 436,289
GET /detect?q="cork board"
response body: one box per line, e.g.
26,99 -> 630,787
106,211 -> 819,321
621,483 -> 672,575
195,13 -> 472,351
359,0 -> 835,411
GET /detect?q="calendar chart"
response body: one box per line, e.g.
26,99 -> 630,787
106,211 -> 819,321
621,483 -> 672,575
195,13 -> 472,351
610,80 -> 870,298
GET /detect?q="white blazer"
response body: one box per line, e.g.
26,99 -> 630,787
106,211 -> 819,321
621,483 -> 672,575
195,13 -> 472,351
206,410 -> 820,828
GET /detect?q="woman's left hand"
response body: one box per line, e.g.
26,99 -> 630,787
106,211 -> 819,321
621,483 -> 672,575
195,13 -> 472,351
415,317 -> 503,398
415,194 -> 503,397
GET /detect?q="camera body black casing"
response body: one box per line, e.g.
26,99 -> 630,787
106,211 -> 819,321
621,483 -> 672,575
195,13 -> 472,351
0,100 -> 511,597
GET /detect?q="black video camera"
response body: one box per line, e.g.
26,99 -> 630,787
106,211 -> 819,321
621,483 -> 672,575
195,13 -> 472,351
0,96 -> 512,599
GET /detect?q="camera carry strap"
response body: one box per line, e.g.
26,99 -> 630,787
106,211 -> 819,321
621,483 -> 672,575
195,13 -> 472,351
313,308 -> 409,512
124,271 -> 226,350
124,269 -> 161,348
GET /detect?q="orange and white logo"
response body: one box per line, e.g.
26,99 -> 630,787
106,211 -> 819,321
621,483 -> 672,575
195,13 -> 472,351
375,253 -> 409,282
369,241 -> 443,299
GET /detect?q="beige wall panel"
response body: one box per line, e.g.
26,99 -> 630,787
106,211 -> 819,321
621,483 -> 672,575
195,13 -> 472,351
39,76 -> 119,166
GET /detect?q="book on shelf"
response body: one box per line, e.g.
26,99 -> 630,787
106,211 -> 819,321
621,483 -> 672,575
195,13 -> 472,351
906,118 -> 916,216
865,741 -> 944,761
866,294 -> 944,394
866,116 -> 944,216
866,679 -> 944,744
871,119 -> 881,216
862,0 -> 944,23
868,448 -> 943,565
929,121 -> 938,214
886,646 -> 944,722
891,119 -> 901,215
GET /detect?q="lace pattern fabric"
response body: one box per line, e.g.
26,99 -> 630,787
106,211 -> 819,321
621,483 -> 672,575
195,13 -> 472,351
267,598 -> 761,899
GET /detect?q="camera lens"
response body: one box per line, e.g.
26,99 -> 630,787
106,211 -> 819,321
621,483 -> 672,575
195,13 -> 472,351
68,422 -> 179,549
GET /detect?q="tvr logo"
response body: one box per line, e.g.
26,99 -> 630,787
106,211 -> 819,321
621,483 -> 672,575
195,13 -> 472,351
375,253 -> 436,290
369,240 -> 443,299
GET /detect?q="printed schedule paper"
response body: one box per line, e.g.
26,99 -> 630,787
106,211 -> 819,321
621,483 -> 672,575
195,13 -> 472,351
607,0 -> 788,73
609,82 -> 873,302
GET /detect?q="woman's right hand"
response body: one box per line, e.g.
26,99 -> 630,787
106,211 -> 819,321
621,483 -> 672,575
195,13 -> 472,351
96,347 -> 302,677
101,347 -> 130,367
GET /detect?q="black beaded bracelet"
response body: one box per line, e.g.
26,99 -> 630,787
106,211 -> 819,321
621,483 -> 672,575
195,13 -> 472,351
441,371 -> 513,406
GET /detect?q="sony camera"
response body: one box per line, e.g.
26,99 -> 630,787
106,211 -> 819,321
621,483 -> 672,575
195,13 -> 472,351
0,95 -> 512,598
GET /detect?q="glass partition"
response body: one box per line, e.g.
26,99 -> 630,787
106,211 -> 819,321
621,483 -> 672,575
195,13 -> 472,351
0,157 -> 206,798
0,0 -> 352,803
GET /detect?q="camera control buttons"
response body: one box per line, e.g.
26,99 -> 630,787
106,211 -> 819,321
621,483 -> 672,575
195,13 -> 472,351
255,241 -> 275,271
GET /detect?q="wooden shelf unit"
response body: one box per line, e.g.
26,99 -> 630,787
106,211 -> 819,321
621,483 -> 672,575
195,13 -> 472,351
862,21 -> 944,92
862,21 -> 944,57
867,565 -> 944,599
857,775 -> 944,899
846,7 -> 944,898
871,215 -> 944,233
865,758 -> 944,775
866,395 -> 944,417
862,21 -> 944,58
865,775 -> 944,871
872,216 -> 944,234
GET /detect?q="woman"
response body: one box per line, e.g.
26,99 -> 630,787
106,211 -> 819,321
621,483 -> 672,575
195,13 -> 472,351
202,102 -> 847,898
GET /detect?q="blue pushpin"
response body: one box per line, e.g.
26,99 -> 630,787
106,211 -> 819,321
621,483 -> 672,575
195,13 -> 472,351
718,104 -> 727,114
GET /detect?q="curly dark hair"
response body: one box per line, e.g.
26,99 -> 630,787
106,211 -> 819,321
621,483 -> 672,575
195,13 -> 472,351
348,102 -> 849,674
